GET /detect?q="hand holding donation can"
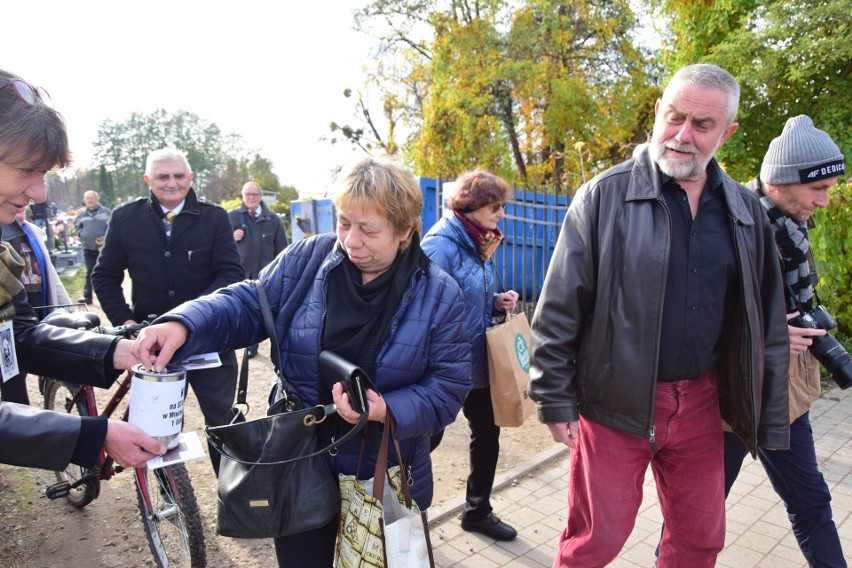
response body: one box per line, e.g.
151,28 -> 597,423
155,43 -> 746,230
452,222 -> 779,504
128,364 -> 187,450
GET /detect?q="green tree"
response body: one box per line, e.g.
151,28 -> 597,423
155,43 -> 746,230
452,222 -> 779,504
92,109 -> 242,202
345,0 -> 657,191
810,179 -> 852,340
649,0 -> 850,182
247,154 -> 282,195
417,0 -> 657,190
97,165 -> 116,208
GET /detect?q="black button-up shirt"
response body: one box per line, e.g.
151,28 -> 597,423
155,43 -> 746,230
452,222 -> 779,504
657,166 -> 738,382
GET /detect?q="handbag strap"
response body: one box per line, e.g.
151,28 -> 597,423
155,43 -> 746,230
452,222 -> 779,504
256,281 -> 288,395
236,348 -> 249,406
224,283 -> 268,416
368,416 -> 436,568
206,405 -> 369,466
370,416 -> 414,508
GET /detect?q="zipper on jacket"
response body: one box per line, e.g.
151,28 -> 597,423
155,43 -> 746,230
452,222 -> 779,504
318,251 -> 345,355
646,195 -> 673,456
731,218 -> 758,453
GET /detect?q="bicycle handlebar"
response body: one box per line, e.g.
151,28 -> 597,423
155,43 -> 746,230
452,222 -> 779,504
94,320 -> 152,339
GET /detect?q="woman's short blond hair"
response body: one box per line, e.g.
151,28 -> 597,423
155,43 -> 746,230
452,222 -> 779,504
332,155 -> 423,251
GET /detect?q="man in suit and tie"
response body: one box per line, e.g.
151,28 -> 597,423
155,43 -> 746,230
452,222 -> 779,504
92,147 -> 245,474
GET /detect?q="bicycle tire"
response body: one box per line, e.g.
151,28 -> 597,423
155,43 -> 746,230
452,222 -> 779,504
42,378 -> 100,508
135,463 -> 207,568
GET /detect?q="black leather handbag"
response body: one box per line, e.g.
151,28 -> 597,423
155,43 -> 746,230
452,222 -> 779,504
206,282 -> 369,538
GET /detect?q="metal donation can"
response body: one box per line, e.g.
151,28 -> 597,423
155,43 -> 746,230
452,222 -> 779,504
128,364 -> 187,450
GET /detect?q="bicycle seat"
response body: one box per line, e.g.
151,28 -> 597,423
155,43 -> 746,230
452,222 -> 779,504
46,312 -> 102,330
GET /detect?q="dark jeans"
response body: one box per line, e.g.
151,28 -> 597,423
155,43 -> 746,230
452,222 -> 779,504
461,386 -> 501,522
724,413 -> 846,567
82,248 -> 100,300
273,514 -> 338,567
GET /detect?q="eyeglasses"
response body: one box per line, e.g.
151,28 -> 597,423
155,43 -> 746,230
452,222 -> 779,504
0,77 -> 53,108
244,193 -> 262,198
491,202 -> 506,213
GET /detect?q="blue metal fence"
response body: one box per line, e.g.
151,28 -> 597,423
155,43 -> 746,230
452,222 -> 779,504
419,178 -> 571,305
290,178 -> 572,306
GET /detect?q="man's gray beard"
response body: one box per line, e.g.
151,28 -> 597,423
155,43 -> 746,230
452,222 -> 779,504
649,140 -> 714,180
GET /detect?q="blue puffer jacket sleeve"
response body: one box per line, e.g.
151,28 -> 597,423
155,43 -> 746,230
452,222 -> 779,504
421,214 -> 496,389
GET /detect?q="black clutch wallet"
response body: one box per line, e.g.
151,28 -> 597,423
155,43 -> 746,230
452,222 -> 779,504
318,351 -> 375,414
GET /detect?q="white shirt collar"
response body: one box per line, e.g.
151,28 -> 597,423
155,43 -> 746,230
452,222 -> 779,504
160,201 -> 186,216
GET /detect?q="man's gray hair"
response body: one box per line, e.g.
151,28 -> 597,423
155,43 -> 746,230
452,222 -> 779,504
145,148 -> 192,176
669,64 -> 740,123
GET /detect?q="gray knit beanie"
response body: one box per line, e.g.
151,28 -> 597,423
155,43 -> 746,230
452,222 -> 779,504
760,115 -> 845,184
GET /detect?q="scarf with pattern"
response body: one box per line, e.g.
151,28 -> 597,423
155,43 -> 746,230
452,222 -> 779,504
0,242 -> 24,321
759,196 -> 813,310
454,211 -> 502,261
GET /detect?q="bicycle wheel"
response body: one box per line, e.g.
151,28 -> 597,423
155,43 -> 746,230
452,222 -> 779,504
135,463 -> 207,568
42,378 -> 100,507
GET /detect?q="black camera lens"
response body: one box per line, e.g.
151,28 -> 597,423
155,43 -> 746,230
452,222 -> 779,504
789,311 -> 852,390
809,334 -> 852,390
810,304 -> 838,331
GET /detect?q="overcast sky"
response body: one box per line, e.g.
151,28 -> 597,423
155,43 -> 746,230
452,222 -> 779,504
5,0 -> 374,196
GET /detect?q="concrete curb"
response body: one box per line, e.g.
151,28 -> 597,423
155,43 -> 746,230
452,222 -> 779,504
428,443 -> 569,525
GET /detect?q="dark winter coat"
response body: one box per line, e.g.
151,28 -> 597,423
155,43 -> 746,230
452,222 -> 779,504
228,202 -> 288,278
74,204 -> 111,251
92,188 -> 245,325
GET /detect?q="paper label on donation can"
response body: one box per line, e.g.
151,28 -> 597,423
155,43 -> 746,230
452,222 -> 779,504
129,375 -> 186,437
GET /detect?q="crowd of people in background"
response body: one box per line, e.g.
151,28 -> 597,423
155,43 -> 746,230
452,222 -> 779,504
0,58 -> 847,568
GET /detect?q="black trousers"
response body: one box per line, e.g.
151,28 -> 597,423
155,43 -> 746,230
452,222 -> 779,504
82,248 -> 100,300
461,385 -> 501,521
0,372 -> 29,405
186,349 -> 238,476
273,514 -> 338,567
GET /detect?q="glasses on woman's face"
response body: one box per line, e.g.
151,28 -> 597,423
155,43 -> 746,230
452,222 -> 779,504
0,77 -> 52,108
490,202 -> 506,213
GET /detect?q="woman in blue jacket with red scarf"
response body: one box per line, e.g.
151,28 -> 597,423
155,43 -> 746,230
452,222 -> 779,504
422,169 -> 519,541
132,155 -> 471,567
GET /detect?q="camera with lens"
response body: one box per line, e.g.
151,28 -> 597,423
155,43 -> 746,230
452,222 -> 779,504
789,304 -> 852,389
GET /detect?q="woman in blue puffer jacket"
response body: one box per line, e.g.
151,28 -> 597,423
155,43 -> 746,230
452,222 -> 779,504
132,156 -> 471,568
421,169 -> 519,542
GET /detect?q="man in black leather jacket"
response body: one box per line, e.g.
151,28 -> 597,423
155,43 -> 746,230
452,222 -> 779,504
530,64 -> 789,567
0,68 -> 165,471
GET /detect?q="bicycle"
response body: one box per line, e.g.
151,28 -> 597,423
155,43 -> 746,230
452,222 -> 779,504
40,310 -> 207,568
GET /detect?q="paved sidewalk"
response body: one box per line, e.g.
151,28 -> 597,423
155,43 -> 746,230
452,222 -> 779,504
429,386 -> 852,567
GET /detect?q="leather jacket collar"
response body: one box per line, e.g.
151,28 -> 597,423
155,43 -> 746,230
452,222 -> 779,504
627,147 -> 755,227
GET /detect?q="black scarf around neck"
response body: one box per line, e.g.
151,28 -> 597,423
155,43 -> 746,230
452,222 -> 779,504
324,233 -> 424,381
759,193 -> 813,310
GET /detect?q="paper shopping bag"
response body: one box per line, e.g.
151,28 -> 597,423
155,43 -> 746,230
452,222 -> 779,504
335,418 -> 434,568
486,311 -> 535,427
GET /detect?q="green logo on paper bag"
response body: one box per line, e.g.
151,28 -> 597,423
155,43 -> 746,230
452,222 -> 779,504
515,333 -> 530,373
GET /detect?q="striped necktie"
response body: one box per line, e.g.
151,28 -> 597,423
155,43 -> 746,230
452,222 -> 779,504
165,210 -> 177,223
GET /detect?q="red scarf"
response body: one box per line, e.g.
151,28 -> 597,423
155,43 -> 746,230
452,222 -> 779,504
454,211 -> 502,261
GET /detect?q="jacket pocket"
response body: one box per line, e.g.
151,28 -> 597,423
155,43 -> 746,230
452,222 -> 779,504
185,247 -> 211,263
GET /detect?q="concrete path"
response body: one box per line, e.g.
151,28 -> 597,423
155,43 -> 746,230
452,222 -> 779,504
429,386 -> 852,567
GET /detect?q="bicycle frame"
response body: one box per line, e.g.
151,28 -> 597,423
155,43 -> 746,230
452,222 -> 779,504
41,313 -> 207,567
57,371 -> 132,481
